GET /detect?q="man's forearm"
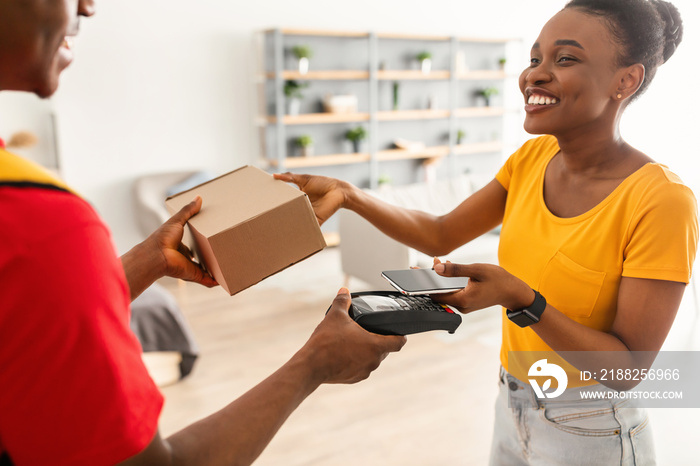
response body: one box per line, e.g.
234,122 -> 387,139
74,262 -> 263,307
165,347 -> 322,466
120,241 -> 164,301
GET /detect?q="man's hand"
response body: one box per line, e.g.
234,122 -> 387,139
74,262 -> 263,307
121,196 -> 217,301
301,288 -> 407,384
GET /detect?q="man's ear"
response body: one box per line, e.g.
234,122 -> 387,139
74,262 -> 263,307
615,63 -> 645,100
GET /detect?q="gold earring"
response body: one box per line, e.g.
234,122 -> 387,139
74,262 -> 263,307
617,93 -> 623,99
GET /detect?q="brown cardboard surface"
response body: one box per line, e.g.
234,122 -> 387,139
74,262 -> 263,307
165,165 -> 326,295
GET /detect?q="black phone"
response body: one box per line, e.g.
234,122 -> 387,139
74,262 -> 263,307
381,268 -> 468,295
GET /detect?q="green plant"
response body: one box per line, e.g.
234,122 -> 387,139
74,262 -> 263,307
416,51 -> 432,61
498,57 -> 507,66
456,129 -> 466,144
477,86 -> 499,106
345,126 -> 367,142
283,80 -> 308,99
292,45 -> 313,59
296,135 -> 313,147
479,87 -> 499,99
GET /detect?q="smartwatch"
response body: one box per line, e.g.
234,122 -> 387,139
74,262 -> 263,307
506,290 -> 546,328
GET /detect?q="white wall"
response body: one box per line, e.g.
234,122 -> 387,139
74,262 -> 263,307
2,0 -> 697,252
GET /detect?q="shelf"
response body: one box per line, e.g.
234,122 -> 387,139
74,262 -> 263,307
453,141 -> 503,155
377,146 -> 449,161
377,109 -> 450,121
267,70 -> 369,80
267,153 -> 371,169
268,113 -> 370,125
377,70 -> 450,81
458,70 -> 507,80
376,32 -> 453,41
263,108 -> 502,126
269,28 -> 369,38
454,107 -> 506,118
263,69 -> 505,82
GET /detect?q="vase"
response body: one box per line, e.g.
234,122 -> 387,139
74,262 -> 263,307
420,58 -> 432,74
301,145 -> 314,157
298,57 -> 309,75
288,98 -> 301,115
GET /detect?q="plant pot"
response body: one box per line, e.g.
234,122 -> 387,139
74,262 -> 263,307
300,145 -> 314,157
298,57 -> 309,75
288,98 -> 301,115
420,58 -> 432,74
352,140 -> 363,153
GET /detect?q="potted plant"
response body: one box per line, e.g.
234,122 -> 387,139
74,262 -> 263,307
295,134 -> 314,157
292,45 -> 313,75
477,87 -> 499,107
392,82 -> 400,110
416,51 -> 432,74
456,129 -> 466,145
345,126 -> 367,153
284,80 -> 308,115
498,57 -> 507,71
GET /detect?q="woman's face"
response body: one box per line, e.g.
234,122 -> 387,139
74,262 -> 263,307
519,8 -> 623,137
0,0 -> 95,98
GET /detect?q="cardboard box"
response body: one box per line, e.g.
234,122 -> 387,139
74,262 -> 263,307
165,165 -> 326,295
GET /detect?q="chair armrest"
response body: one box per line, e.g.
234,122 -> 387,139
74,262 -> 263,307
339,209 -> 413,289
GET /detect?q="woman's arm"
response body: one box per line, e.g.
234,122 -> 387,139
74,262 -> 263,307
275,173 -> 508,257
432,262 -> 685,389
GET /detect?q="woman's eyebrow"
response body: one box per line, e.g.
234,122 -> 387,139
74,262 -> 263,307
531,39 -> 585,50
555,39 -> 584,49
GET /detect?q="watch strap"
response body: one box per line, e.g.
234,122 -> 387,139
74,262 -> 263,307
506,290 -> 546,328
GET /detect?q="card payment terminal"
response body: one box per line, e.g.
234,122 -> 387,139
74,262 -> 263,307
349,291 -> 461,336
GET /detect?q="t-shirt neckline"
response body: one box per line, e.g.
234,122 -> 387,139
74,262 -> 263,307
538,146 -> 656,224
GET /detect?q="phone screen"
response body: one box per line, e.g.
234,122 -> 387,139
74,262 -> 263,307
381,268 -> 468,295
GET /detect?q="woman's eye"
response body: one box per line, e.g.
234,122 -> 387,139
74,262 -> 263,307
558,56 -> 577,63
529,57 -> 540,66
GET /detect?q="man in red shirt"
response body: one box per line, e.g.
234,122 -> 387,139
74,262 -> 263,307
0,1 -> 406,465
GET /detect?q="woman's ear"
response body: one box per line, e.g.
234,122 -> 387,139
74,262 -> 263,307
615,63 -> 645,100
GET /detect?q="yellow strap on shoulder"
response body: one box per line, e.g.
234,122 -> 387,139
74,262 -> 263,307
0,148 -> 74,193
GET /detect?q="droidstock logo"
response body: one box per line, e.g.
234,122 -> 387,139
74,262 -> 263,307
529,359 -> 568,399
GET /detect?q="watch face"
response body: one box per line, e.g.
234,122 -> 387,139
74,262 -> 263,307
507,310 -> 538,328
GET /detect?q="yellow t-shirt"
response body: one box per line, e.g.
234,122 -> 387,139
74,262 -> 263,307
495,136 -> 698,385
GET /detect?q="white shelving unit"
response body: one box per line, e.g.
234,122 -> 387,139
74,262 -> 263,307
256,27 -> 520,189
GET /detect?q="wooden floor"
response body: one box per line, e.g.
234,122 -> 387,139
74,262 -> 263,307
157,247 -> 700,465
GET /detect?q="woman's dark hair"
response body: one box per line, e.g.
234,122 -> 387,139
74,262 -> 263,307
564,0 -> 683,99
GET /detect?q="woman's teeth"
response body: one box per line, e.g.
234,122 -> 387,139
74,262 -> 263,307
527,95 -> 558,105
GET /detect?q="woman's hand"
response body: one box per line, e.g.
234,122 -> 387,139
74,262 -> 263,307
273,172 -> 349,225
121,196 -> 217,300
430,259 -> 534,314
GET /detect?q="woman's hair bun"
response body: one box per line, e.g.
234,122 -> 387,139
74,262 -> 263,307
652,0 -> 683,63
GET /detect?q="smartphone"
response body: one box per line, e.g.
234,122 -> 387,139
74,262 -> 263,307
381,268 -> 469,295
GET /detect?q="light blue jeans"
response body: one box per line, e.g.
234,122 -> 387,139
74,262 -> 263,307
489,367 -> 656,465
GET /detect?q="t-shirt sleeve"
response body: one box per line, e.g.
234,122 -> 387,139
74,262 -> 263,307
623,178 -> 699,284
495,136 -> 558,192
0,194 -> 163,465
495,151 -> 514,191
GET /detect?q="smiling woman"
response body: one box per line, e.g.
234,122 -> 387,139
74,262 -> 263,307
274,1 -> 698,465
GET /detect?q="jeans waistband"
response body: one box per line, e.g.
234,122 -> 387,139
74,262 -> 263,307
499,366 -> 627,408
